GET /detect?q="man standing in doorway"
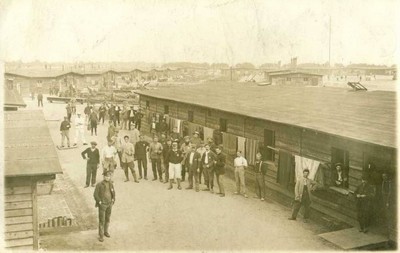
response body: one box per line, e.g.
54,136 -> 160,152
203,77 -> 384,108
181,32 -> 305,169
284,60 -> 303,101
135,135 -> 149,180
234,151 -> 248,198
60,117 -> 71,148
94,171 -> 115,242
288,169 -> 318,223
81,141 -> 100,187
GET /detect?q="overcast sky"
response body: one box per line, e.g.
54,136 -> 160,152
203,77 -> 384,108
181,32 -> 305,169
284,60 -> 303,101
0,0 -> 398,65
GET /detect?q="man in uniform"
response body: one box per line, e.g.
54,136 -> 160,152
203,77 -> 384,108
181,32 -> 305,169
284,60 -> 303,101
149,136 -> 163,182
94,171 -> 115,242
254,152 -> 268,201
167,142 -> 184,190
60,116 -> 71,147
180,136 -> 191,181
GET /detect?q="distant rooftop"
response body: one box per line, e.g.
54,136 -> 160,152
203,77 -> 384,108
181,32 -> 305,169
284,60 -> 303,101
136,82 -> 396,148
4,111 -> 63,177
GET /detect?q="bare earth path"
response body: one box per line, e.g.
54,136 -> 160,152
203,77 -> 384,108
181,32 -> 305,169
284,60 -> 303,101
25,97 -> 337,251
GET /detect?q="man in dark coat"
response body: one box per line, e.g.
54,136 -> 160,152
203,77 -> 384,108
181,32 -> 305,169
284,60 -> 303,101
60,116 -> 71,147
201,143 -> 217,192
355,176 -> 375,233
81,141 -> 100,187
99,103 -> 107,125
134,135 -> 149,180
37,92 -> 43,107
94,171 -> 115,242
127,106 -> 136,130
184,144 -> 202,191
214,145 -> 226,197
134,109 -> 143,130
162,139 -> 172,183
254,152 -> 268,200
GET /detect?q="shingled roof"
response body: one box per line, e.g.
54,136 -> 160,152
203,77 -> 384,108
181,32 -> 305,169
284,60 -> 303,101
4,111 -> 63,177
136,81 -> 396,148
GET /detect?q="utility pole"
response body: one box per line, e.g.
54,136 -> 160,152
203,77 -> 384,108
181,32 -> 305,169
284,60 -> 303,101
230,66 -> 233,81
329,16 -> 332,67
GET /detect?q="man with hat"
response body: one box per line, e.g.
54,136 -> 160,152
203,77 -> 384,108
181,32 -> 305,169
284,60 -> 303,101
170,126 -> 181,144
355,175 -> 375,233
101,140 -> 118,174
74,112 -> 87,146
60,116 -> 71,148
191,131 -> 202,149
121,135 -> 139,183
149,136 -> 163,182
201,143 -> 217,192
127,106 -> 135,130
94,170 -> 115,242
107,120 -> 116,143
333,163 -> 348,188
81,141 -> 100,187
214,145 -> 226,197
288,169 -> 318,222
99,103 -> 107,125
180,136 -> 191,181
167,141 -> 184,190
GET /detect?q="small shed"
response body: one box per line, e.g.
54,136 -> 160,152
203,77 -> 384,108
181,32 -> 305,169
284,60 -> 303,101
4,111 -> 63,250
267,71 -> 323,86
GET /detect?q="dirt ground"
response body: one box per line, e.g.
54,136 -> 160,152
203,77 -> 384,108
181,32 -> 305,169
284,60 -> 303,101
23,96 -> 338,251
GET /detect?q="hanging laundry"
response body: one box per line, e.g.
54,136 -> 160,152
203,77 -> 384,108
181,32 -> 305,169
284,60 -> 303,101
222,132 -> 237,155
203,127 -> 214,142
245,138 -> 259,165
237,136 -> 246,154
294,155 -> 321,181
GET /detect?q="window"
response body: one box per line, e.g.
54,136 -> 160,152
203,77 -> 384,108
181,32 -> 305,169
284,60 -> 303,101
188,111 -> 194,122
220,118 -> 227,132
304,77 -> 309,81
146,100 -> 150,108
286,77 -> 291,81
331,147 -> 349,188
164,105 -> 169,114
264,129 -> 275,161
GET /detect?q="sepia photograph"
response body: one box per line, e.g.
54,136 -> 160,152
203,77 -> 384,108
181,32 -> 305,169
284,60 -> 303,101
0,0 -> 398,251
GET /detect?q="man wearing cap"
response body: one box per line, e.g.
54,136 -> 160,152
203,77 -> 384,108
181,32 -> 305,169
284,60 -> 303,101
134,108 -> 143,130
111,130 -> 123,169
191,131 -> 202,149
149,136 -> 163,182
60,116 -> 71,148
288,169 -> 318,222
81,141 -> 100,187
214,146 -> 226,197
167,142 -> 184,190
135,135 -> 149,180
180,136 -> 191,182
114,104 -> 121,126
102,140 -> 118,174
355,176 -> 375,232
162,138 -> 172,183
201,143 -> 217,192
234,151 -> 248,198
74,113 -> 87,146
121,136 -> 139,183
107,120 -> 116,142
184,144 -> 202,191
94,171 -> 115,242
89,109 -> 99,136
170,126 -> 181,144
333,163 -> 348,188
66,103 -> 72,122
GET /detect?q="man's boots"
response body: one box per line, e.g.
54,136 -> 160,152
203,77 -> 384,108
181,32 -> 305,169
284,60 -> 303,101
168,179 -> 173,190
177,179 -> 182,190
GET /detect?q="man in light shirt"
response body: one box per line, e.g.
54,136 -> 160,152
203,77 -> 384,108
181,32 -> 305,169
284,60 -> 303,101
234,151 -> 248,198
102,140 -> 118,174
74,113 -> 87,146
121,136 -> 139,183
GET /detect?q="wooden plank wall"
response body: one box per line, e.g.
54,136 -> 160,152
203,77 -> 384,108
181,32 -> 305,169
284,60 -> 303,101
4,180 -> 35,250
139,95 -> 397,228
